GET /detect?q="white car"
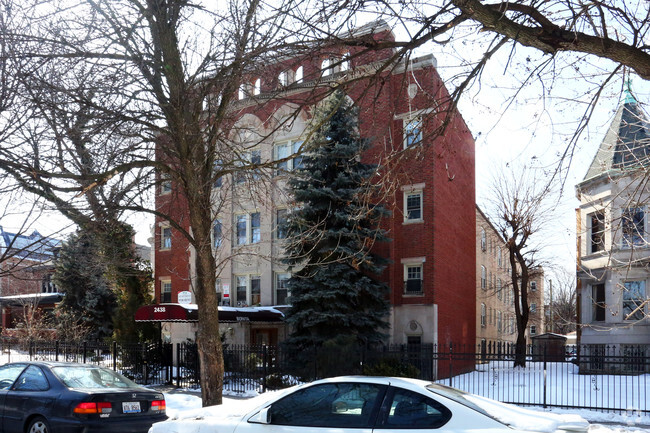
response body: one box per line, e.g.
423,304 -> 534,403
150,376 -> 590,433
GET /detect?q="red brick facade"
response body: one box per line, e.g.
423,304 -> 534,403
153,23 -> 476,375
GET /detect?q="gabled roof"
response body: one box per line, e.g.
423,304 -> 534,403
0,226 -> 61,262
582,93 -> 650,182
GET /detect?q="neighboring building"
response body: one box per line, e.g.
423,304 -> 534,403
0,226 -> 62,333
151,21 -> 477,375
576,90 -> 650,372
476,207 -> 545,349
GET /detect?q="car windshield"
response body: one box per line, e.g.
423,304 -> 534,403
52,366 -> 139,390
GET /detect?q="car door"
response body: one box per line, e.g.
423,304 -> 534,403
235,382 -> 386,433
372,386 -> 453,433
0,364 -> 28,428
3,365 -> 53,433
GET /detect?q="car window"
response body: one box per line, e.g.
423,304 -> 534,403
14,366 -> 49,392
381,388 -> 451,429
0,364 -> 27,390
268,382 -> 384,428
52,366 -> 139,389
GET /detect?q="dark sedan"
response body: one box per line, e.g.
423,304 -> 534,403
0,361 -> 167,433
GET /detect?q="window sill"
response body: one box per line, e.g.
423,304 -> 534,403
403,292 -> 424,297
403,219 -> 423,225
159,247 -> 172,252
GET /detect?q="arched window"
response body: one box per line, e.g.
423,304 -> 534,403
295,66 -> 303,83
480,266 -> 486,289
278,71 -> 288,87
253,78 -> 261,95
321,58 -> 331,76
480,228 -> 486,251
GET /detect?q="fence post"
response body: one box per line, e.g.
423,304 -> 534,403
29,340 -> 33,361
82,341 -> 87,364
55,341 -> 59,362
448,343 -> 453,387
112,341 -> 117,371
543,346 -> 548,409
176,343 -> 180,388
262,345 -> 268,393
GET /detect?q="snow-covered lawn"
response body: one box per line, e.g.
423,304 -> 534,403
443,361 -> 649,413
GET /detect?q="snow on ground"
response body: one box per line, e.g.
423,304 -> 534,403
160,389 -> 649,433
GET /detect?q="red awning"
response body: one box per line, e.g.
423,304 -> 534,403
135,304 -> 198,322
134,304 -> 285,323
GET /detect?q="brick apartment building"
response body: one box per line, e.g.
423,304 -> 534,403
475,207 -> 545,347
150,22 -> 476,372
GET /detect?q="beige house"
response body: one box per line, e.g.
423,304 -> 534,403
476,206 -> 545,348
576,91 -> 650,372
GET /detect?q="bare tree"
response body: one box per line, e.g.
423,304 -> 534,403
0,0 -> 381,406
488,166 -> 556,367
546,269 -> 577,335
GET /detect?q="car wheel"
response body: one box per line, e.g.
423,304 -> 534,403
26,417 -> 50,433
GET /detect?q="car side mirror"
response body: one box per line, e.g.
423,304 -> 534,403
248,406 -> 271,424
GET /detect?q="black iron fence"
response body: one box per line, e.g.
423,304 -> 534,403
0,338 -> 647,414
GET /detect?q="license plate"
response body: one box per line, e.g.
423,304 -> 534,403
122,401 -> 141,414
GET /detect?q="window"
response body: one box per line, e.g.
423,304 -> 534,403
251,275 -> 261,305
321,58 -> 332,76
275,140 -> 304,173
530,303 -> 537,313
480,303 -> 486,327
160,227 -> 172,250
213,220 -> 222,248
275,209 -> 288,239
235,275 -> 261,306
530,281 -> 537,291
213,159 -> 223,188
480,266 -> 486,290
590,211 -> 605,253
295,66 -> 303,83
275,272 -> 290,305
251,212 -> 261,243
236,215 -> 247,245
496,278 -> 502,299
161,280 -> 172,303
480,228 -> 486,251
622,207 -> 645,248
0,364 -> 29,390
236,276 -> 247,306
386,388 -> 451,429
238,83 -> 247,100
160,173 -> 172,195
592,284 -> 606,322
497,311 -> 502,333
405,264 -> 423,294
404,117 -> 422,148
340,53 -> 350,72
42,275 -> 56,293
278,70 -> 289,87
268,382 -> 385,428
497,248 -> 502,267
623,280 -> 646,321
253,78 -> 261,95
405,191 -> 422,221
14,366 -> 49,392
530,325 -> 537,335
236,212 -> 261,245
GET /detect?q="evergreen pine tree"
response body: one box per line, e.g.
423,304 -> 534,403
284,90 -> 390,351
53,230 -> 117,340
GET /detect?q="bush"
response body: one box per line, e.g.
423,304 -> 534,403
363,357 -> 420,378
